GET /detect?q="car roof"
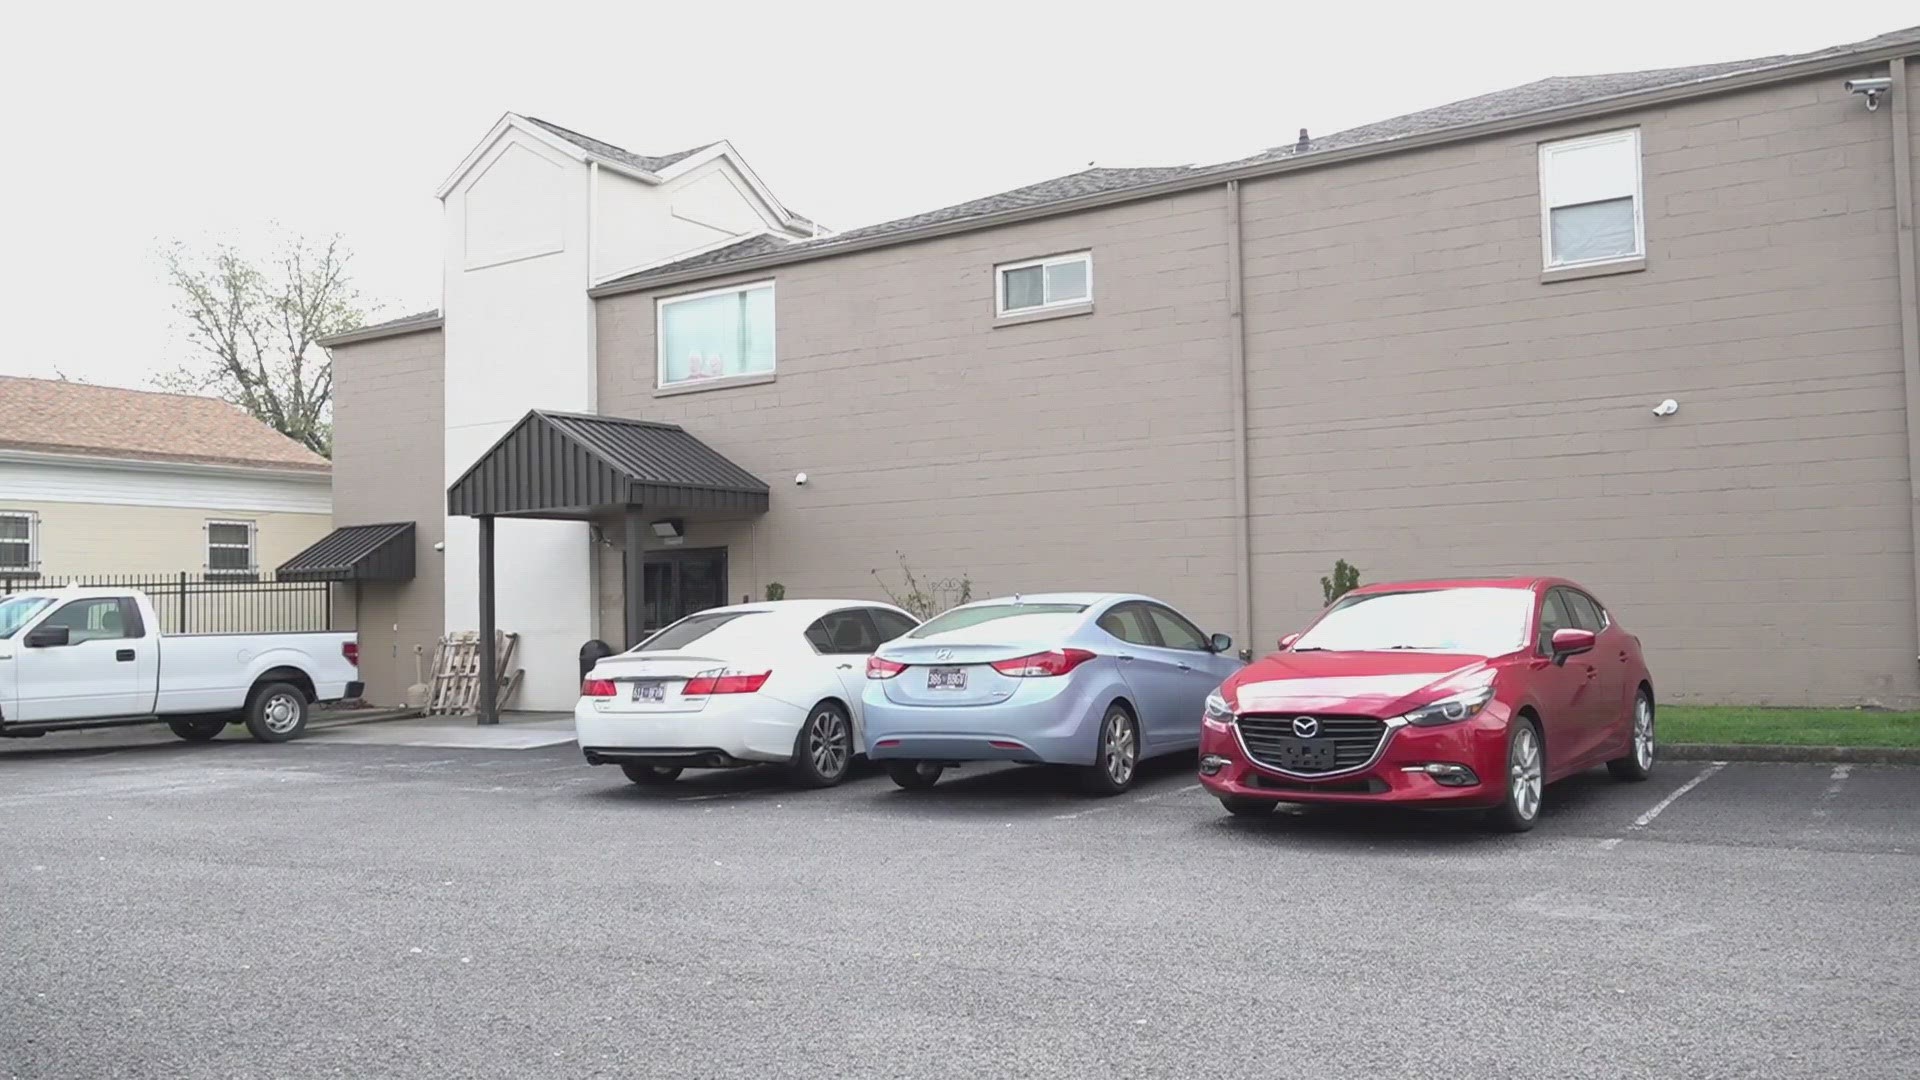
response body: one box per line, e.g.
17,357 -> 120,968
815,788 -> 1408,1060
686,598 -> 910,619
950,591 -> 1145,609
1346,576 -> 1551,594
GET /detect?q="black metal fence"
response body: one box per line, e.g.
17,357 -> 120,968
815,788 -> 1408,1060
0,572 -> 334,634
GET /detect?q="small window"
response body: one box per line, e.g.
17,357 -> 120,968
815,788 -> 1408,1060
1097,603 -> 1158,647
206,520 -> 257,577
870,608 -> 918,643
805,609 -> 882,655
996,252 -> 1092,316
1537,590 -> 1576,653
1564,591 -> 1606,633
0,511 -> 37,575
1539,129 -> 1643,268
1144,605 -> 1209,651
41,597 -> 134,644
656,281 -> 775,388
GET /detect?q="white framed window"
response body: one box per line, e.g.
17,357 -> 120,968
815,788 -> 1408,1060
656,281 -> 775,389
0,510 -> 37,575
997,251 -> 1092,316
1539,129 -> 1644,269
206,520 -> 257,577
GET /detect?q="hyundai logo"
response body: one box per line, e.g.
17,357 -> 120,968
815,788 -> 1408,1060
936,648 -> 955,661
1292,716 -> 1320,738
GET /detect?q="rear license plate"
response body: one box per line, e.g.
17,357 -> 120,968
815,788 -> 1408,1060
1270,738 -> 1337,770
631,681 -> 666,703
927,667 -> 967,691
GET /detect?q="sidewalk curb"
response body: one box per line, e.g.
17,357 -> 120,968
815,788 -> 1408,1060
309,708 -> 426,730
1664,743 -> 1920,765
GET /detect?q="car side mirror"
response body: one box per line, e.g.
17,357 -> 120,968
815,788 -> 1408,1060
1549,627 -> 1595,665
1208,632 -> 1232,654
1278,632 -> 1300,650
25,625 -> 70,648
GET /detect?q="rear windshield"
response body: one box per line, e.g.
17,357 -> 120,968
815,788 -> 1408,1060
909,603 -> 1088,639
0,595 -> 51,639
634,611 -> 762,652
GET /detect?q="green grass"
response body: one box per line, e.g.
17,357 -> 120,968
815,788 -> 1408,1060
1660,705 -> 1920,747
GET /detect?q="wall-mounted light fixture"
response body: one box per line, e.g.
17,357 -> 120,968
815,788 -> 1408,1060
651,519 -> 685,546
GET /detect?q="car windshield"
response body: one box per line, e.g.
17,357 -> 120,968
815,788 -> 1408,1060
1291,587 -> 1534,655
634,611 -> 763,652
908,603 -> 1088,640
0,595 -> 53,639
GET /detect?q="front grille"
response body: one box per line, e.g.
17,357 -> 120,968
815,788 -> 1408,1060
1237,715 -> 1388,775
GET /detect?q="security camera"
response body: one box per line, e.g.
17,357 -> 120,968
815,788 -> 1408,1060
794,472 -> 808,486
1652,399 -> 1679,418
432,540 -> 445,552
1846,77 -> 1891,110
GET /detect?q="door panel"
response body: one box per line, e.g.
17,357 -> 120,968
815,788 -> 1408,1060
1096,602 -> 1185,751
1141,604 -> 1220,750
1564,589 -> 1627,762
14,597 -> 145,721
1531,590 -> 1600,777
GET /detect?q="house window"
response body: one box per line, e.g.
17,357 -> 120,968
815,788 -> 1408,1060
206,520 -> 257,576
997,252 -> 1092,316
1539,129 -> 1643,269
0,511 -> 37,575
656,281 -> 775,388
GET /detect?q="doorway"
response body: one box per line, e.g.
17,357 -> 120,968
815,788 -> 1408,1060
635,547 -> 728,638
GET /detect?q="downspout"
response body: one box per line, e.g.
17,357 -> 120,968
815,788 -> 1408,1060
1892,58 -> 1920,669
1225,181 -> 1254,658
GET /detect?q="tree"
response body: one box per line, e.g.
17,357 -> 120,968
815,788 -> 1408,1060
158,233 -> 365,457
1321,559 -> 1361,606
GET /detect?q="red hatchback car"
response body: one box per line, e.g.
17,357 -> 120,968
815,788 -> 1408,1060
1198,577 -> 1655,831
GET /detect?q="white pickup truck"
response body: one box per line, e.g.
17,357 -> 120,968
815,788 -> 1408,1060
0,587 -> 361,743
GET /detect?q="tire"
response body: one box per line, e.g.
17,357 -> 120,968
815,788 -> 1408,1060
620,764 -> 683,784
243,682 -> 309,743
886,761 -> 944,790
789,701 -> 855,788
1079,703 -> 1141,796
1607,690 -> 1655,781
1218,795 -> 1276,818
1486,717 -> 1544,833
167,716 -> 227,743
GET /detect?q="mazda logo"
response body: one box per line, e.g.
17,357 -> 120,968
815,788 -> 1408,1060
1292,716 -> 1320,738
936,648 -> 955,661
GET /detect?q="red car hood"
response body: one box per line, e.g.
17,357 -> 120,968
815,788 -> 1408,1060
1224,650 -> 1498,718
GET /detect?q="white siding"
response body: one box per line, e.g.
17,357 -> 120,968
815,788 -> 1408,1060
0,455 -> 329,514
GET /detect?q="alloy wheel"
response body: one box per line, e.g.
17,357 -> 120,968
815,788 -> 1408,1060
1510,724 -> 1543,821
1633,696 -> 1655,771
1103,712 -> 1137,786
808,709 -> 850,779
262,693 -> 303,735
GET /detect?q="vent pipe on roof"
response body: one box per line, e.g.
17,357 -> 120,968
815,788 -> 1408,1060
1296,128 -> 1311,153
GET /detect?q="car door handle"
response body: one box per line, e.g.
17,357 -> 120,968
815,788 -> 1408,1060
1177,662 -> 1193,671
837,663 -> 854,670
1618,651 -> 1630,663
1117,654 -> 1134,663
116,649 -> 135,662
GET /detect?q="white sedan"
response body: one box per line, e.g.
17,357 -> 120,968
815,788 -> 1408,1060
576,599 -> 919,787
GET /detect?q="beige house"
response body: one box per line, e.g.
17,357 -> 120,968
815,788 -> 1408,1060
0,377 -> 332,584
325,27 -> 1920,709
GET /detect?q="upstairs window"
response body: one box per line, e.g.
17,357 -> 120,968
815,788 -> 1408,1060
206,520 -> 257,577
1539,129 -> 1643,269
997,252 -> 1092,316
657,281 -> 775,388
0,511 -> 36,575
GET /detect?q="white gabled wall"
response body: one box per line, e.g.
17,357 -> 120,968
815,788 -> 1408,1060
592,158 -> 786,283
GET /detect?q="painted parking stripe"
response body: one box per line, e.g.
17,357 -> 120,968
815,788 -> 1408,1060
1811,764 -> 1852,820
1599,761 -> 1725,849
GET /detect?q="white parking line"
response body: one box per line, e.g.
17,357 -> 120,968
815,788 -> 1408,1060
1812,764 -> 1852,820
1599,761 -> 1725,849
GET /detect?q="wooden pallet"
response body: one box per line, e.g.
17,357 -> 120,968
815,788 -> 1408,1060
425,630 -> 522,715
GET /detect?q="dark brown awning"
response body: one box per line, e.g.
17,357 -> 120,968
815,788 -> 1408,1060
276,522 -> 415,582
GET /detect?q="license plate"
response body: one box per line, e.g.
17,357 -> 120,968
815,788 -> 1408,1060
631,681 -> 666,703
927,667 -> 967,691
1271,738 -> 1337,770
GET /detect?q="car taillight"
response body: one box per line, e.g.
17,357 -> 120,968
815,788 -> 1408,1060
682,671 -> 771,696
990,648 -> 1096,677
582,679 -> 617,698
342,642 -> 359,666
866,656 -> 906,679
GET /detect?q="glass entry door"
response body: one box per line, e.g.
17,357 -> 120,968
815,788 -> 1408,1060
636,548 -> 729,638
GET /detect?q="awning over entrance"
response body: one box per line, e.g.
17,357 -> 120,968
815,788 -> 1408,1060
446,410 -> 769,519
276,521 -> 416,582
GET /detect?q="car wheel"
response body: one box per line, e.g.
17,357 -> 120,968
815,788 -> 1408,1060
243,683 -> 309,743
790,702 -> 855,788
1607,690 -> 1655,781
1079,704 -> 1140,797
167,716 -> 227,743
620,764 -> 683,784
885,761 -> 943,790
1486,717 -> 1544,833
1218,795 -> 1276,817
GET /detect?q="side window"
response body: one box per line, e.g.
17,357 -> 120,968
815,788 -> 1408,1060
1144,605 -> 1208,651
869,608 -> 918,643
1097,603 -> 1157,647
805,609 -> 881,655
1537,590 -> 1575,653
1564,591 -> 1604,633
42,598 -> 133,643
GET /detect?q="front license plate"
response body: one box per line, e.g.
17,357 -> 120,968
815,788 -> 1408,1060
1271,739 -> 1337,770
631,681 -> 666,703
927,667 -> 967,691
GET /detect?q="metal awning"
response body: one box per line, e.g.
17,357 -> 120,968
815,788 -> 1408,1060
446,410 -> 769,519
276,521 -> 416,582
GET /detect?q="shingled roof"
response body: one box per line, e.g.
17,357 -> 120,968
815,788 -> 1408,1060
524,118 -> 714,176
0,376 -> 330,472
595,25 -> 1920,294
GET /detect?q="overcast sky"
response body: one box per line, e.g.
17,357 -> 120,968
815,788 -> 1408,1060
1,2 -> 1902,389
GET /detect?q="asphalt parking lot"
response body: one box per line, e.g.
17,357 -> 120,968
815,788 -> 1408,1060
2,728 -> 1916,1079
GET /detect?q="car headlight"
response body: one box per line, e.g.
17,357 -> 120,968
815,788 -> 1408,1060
1400,685 -> 1496,727
1203,690 -> 1234,723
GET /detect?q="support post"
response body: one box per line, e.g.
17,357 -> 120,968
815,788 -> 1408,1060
623,505 -> 647,649
478,515 -> 498,726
